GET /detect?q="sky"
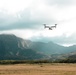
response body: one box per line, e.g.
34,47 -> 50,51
0,0 -> 76,46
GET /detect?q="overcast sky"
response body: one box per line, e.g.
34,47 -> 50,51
0,0 -> 76,46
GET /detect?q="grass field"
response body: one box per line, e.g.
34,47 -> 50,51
0,63 -> 76,75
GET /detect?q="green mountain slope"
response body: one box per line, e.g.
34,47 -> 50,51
0,34 -> 47,60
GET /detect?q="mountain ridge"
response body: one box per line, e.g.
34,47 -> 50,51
0,34 -> 76,61
0,34 -> 47,60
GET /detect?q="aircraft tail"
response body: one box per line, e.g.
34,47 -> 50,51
55,24 -> 57,28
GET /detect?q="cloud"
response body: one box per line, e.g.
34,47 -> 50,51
29,32 -> 76,46
0,7 -> 57,30
0,0 -> 76,30
45,0 -> 76,7
0,0 -> 32,13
